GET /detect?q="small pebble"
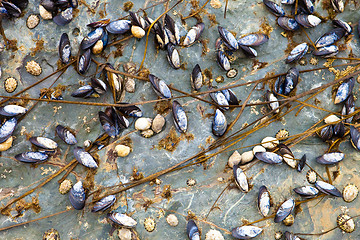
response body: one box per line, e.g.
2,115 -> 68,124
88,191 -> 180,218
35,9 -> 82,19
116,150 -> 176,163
115,144 -> 131,157
25,60 -> 42,76
59,179 -> 72,194
228,150 -> 241,168
261,137 -> 279,149
4,77 -> 18,93
39,5 -> 52,20
135,117 -> 152,131
241,151 -> 254,164
166,214 -> 178,227
131,25 -> 145,39
118,228 -> 132,240
92,40 -> 103,55
324,114 -> 340,124
205,229 -> 224,240
152,114 -> 165,133
0,136 -> 13,151
252,145 -> 266,155
26,14 -> 40,29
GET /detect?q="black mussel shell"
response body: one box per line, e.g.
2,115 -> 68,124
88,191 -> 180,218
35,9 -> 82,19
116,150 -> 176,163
164,14 -> 180,45
350,126 -> 360,151
209,90 -> 229,111
334,77 -> 355,104
319,125 -> 333,141
239,45 -> 258,58
284,67 -> 299,95
56,125 -> 77,145
187,220 -> 200,240
316,152 -> 344,165
71,85 -> 95,98
87,19 -> 110,28
217,50 -> 231,71
342,94 -> 355,123
68,0 -> 78,8
105,63 -> 124,103
0,105 -> 27,117
263,0 -> 285,16
59,33 -> 71,64
129,11 -> 146,29
295,14 -> 321,28
293,186 -> 319,198
73,146 -> 98,168
53,7 -> 73,26
191,64 -> 203,91
266,90 -> 279,113
90,78 -> 107,95
183,22 -> 205,46
15,151 -> 48,163
278,143 -> 293,157
172,100 -> 187,133
277,16 -> 300,31
315,180 -> 342,197
0,117 -> 17,143
166,43 -> 180,69
258,186 -> 271,217
78,49 -> 91,74
331,0 -> 344,12
284,231 -> 301,240
297,154 -> 306,172
255,152 -> 283,164
115,103 -> 142,118
10,0 -> 28,10
333,122 -> 345,137
233,164 -> 248,192
55,0 -> 69,10
2,2 -> 21,17
315,28 -> 346,48
313,45 -> 339,58
80,27 -> 104,50
232,226 -> 263,239
106,20 -> 131,34
108,212 -> 137,228
29,136 -> 58,150
92,195 -> 116,212
274,198 -> 295,223
99,111 -> 117,137
218,26 -> 239,50
69,181 -> 86,210
300,0 -> 314,14
40,0 -> 56,12
148,74 -> 172,99
221,89 -> 239,106
154,22 -> 169,49
212,109 -> 227,137
238,33 -> 269,47
286,42 -> 308,63
333,19 -> 352,36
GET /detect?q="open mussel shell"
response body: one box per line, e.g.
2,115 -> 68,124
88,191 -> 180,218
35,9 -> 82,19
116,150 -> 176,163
210,90 -> 229,111
0,117 -> 17,143
78,49 -> 91,74
316,152 -> 344,165
183,22 -> 205,47
300,0 -> 314,13
108,212 -> 137,228
80,27 -> 104,50
154,22 -> 169,49
350,126 -> 360,151
315,180 -> 342,197
342,94 -> 354,123
239,45 -> 258,58
172,100 -> 187,133
263,0 -> 285,16
231,225 -> 263,239
15,151 -> 48,163
275,68 -> 299,96
274,198 -> 295,223
255,152 -> 283,164
129,11 -> 146,29
187,220 -> 200,240
238,33 -> 268,47
92,195 -> 116,212
295,14 -> 321,28
212,109 -> 227,137
2,2 -> 21,18
148,74 -> 172,99
277,17 -> 300,31
87,19 -> 110,28
166,43 -> 180,69
53,7 -> 73,26
297,154 -> 306,172
105,64 -> 124,103
0,105 -> 27,117
218,26 -> 239,50
69,181 -> 86,210
258,186 -> 271,217
99,111 -> 117,137
286,42 -> 308,64
106,20 -> 131,34
73,146 -> 98,168
293,186 -> 319,198
71,85 -> 95,98
233,165 -> 248,192
90,78 -> 107,95
217,50 -> 231,71
333,19 -> 352,36
56,125 -> 77,145
116,103 -> 142,118
331,0 -> 344,12
284,231 -> 301,240
315,28 -> 346,48
59,33 -> 71,64
29,136 -> 58,150
313,45 -> 339,58
221,89 -> 239,106
164,14 -> 180,45
334,77 -> 355,104
266,90 -> 279,113
191,64 -> 203,91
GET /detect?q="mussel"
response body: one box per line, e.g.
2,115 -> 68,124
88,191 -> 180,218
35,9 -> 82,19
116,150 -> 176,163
313,45 -> 339,58
315,180 -> 342,197
2,2 -> 21,18
221,89 -> 239,105
116,103 -> 142,118
106,20 -> 131,34
300,0 -> 314,14
316,152 -> 344,165
263,0 -> 285,16
255,152 -> 283,164
29,136 -> 58,150
0,117 -> 17,143
293,186 -> 319,198
172,100 -> 187,133
285,42 -> 308,64
80,27 -> 104,50
231,225 -> 263,239
315,28 -> 346,48
342,93 -> 354,123
15,151 -> 48,163
183,22 -> 205,46
69,181 -> 86,210
59,33 -> 71,64
350,126 -> 360,151
295,14 -> 321,28
0,105 -> 27,117
233,164 -> 248,192
333,19 -> 352,36
258,186 -> 271,217
166,43 -> 180,69
106,64 -> 125,103
148,74 -> 172,99
334,77 -> 355,104
238,33 -> 269,47
71,85 -> 95,98
210,90 -> 229,110
333,122 -> 345,137
297,154 -> 306,172
53,7 -> 73,26
319,125 -> 334,141
92,195 -> 116,212
78,49 -> 91,74
186,220 -> 200,240
239,45 -> 258,58
274,198 -> 295,223
218,26 -> 239,50
331,0 -> 344,12
90,78 -> 107,95
73,146 -> 98,168
56,125 -> 77,145
284,231 -> 301,240
275,68 -> 299,96
164,14 -> 180,45
265,90 -> 279,113
217,50 -> 231,71
87,19 -> 110,28
212,109 -> 227,137
190,64 -> 203,91
108,212 -> 137,228
277,17 -> 300,31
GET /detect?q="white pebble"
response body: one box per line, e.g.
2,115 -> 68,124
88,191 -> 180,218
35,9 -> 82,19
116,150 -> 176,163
241,151 -> 254,164
39,5 -> 52,20
205,229 -> 225,240
118,228 -> 132,240
166,214 -> 178,227
135,118 -> 152,131
261,137 -> 279,149
252,145 -> 266,155
152,114 -> 165,133
115,145 -> 131,157
228,151 -> 241,168
131,25 -> 146,39
324,114 -> 340,124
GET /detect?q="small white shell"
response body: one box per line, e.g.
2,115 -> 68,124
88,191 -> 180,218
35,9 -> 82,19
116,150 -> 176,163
324,114 -> 340,124
342,184 -> 358,203
283,154 -> 297,168
115,145 -> 131,157
118,228 -> 132,240
166,214 -> 178,227
205,229 -> 225,240
241,151 -> 254,164
25,60 -> 42,76
228,150 -> 241,168
261,137 -> 279,149
135,118 -> 152,131
131,26 -> 145,39
306,170 -> 317,184
252,145 -> 266,155
39,5 -> 52,20
59,179 -> 72,194
152,114 -> 165,133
